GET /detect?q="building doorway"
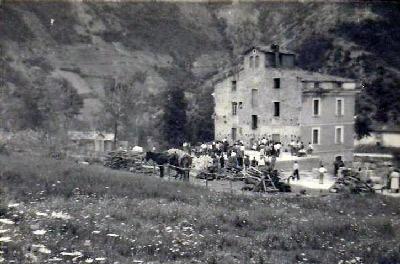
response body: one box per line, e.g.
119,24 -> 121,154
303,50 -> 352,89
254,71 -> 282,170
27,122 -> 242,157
231,128 -> 237,142
272,133 -> 280,143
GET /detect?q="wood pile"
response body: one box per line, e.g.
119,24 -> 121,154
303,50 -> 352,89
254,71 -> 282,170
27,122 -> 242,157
330,171 -> 375,194
104,150 -> 144,171
242,167 -> 290,193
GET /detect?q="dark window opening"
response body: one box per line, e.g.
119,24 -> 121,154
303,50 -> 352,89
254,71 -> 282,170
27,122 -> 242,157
231,80 -> 237,91
251,115 -> 258,130
313,99 -> 320,116
255,55 -> 260,68
312,129 -> 319,144
232,102 -> 237,115
274,102 -> 280,117
274,78 -> 280,89
238,102 -> 243,109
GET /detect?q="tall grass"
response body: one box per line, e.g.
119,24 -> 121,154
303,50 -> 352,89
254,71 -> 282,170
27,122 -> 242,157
0,153 -> 399,263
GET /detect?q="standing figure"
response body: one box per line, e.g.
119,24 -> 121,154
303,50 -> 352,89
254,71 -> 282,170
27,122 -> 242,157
319,164 -> 327,184
270,155 -> 277,170
390,169 -> 400,193
293,161 -> 300,180
219,154 -> 225,168
251,157 -> 258,167
244,155 -> 250,171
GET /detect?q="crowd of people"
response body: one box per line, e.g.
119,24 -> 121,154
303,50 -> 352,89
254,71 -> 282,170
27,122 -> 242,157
182,136 -> 316,177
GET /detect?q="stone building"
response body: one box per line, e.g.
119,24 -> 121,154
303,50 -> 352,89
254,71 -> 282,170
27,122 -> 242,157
213,45 -> 359,164
68,131 -> 115,155
355,124 -> 400,148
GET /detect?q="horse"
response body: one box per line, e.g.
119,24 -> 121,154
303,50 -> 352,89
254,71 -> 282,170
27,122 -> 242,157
144,151 -> 170,178
144,151 -> 192,180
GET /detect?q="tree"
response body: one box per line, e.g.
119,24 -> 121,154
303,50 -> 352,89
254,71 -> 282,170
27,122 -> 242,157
187,85 -> 214,144
159,85 -> 187,148
354,115 -> 371,140
35,77 -> 83,147
100,72 -> 147,148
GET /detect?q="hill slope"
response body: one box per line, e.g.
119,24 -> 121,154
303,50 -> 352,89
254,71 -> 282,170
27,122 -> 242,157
1,1 -> 399,145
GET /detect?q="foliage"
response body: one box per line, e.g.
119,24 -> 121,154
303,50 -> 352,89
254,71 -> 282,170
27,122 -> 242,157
159,85 -> 188,148
187,86 -> 215,144
16,1 -> 91,44
1,5 -> 34,42
295,34 -> 334,72
98,72 -> 147,145
354,115 -> 371,140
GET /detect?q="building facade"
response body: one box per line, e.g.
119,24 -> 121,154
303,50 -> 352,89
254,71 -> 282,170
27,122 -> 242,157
355,124 -> 400,148
68,131 -> 115,155
213,45 -> 359,164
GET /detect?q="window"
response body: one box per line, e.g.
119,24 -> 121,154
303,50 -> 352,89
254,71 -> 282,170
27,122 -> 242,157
336,98 -> 344,116
255,55 -> 260,68
312,127 -> 320,145
314,82 -> 320,89
273,102 -> 280,117
251,115 -> 258,130
238,102 -> 243,109
251,89 -> 258,107
232,102 -> 237,116
231,80 -> 237,91
274,78 -> 280,89
249,56 -> 254,68
313,98 -> 320,116
335,126 -> 344,144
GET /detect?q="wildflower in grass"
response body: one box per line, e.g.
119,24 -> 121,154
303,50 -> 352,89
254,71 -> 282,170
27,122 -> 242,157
35,212 -> 48,217
0,219 -> 14,225
38,247 -> 51,254
48,257 -> 63,262
60,251 -> 83,257
0,237 -> 11,242
32,229 -> 46,235
51,211 -> 72,220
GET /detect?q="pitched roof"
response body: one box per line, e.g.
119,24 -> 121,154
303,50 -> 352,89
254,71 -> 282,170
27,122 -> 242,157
243,45 -> 295,55
297,70 -> 355,82
370,123 -> 400,133
68,131 -> 115,141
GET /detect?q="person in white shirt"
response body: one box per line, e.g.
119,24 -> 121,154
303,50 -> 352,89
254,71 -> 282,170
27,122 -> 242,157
307,142 -> 314,155
293,161 -> 300,180
390,169 -> 400,193
261,137 -> 267,145
319,164 -> 327,184
275,142 -> 282,157
258,155 -> 265,167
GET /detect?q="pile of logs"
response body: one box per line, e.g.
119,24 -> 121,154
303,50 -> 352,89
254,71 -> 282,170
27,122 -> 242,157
104,150 -> 144,171
330,170 -> 375,194
242,167 -> 290,193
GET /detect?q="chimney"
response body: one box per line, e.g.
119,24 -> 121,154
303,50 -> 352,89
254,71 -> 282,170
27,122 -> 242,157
271,44 -> 280,68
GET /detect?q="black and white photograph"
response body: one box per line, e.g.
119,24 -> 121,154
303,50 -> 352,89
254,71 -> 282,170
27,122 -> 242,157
1,0 -> 400,263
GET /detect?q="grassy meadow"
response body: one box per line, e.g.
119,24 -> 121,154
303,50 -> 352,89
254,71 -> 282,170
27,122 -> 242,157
0,153 -> 399,264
